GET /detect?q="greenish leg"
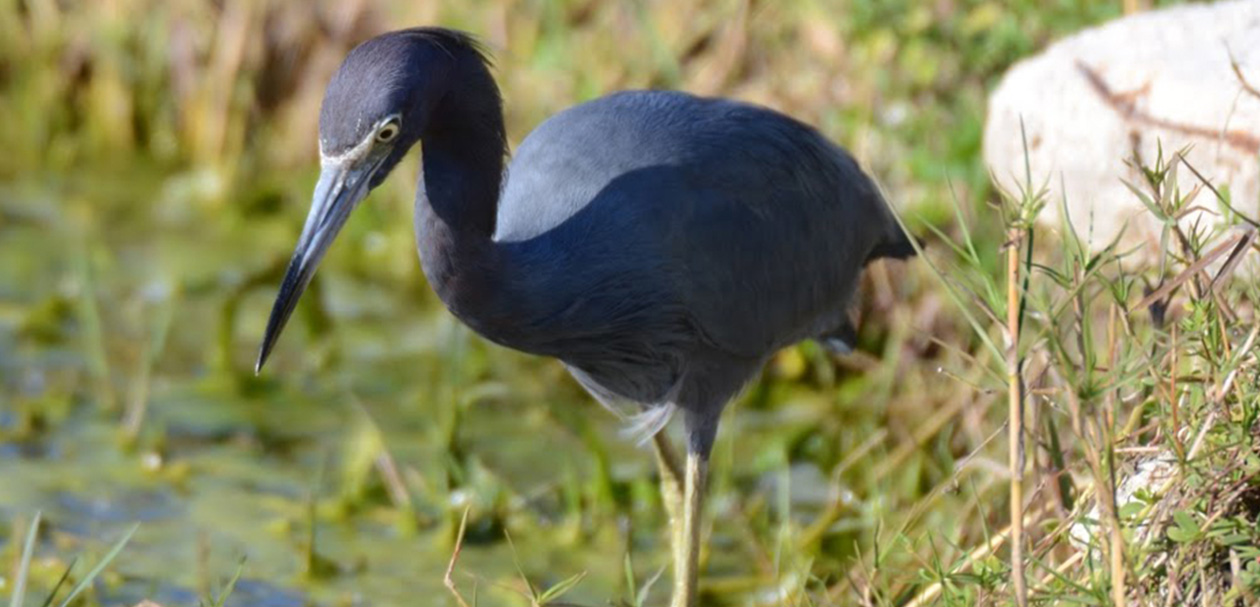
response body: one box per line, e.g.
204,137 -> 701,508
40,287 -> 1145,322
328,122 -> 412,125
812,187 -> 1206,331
671,451 -> 707,607
652,427 -> 708,607
652,432 -> 684,573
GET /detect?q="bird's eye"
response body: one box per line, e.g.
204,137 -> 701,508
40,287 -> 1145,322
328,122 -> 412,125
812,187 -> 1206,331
376,121 -> 400,143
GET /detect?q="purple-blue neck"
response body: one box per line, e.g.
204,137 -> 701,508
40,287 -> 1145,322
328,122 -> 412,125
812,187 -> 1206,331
412,53 -> 508,329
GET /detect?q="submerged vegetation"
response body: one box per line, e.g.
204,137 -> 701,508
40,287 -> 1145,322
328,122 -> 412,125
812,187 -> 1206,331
3,0 -> 1258,606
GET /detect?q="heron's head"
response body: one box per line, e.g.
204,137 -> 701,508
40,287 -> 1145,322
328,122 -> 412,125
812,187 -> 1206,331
256,28 -> 494,372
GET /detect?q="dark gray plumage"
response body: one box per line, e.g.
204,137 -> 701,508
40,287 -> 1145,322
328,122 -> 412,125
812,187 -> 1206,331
256,27 -> 913,607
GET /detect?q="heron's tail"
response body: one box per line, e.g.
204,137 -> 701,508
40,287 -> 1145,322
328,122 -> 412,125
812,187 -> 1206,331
865,225 -> 919,264
860,173 -> 919,264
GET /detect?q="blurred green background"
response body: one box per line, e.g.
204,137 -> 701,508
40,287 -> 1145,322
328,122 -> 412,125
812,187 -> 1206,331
0,1 -> 1187,606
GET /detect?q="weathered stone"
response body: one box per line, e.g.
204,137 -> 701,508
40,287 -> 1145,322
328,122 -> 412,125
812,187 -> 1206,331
984,0 -> 1260,260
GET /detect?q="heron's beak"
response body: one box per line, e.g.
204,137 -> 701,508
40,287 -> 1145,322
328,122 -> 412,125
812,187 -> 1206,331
255,157 -> 383,373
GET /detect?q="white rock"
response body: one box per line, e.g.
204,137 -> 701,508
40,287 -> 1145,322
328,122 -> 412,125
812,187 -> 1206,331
984,1 -> 1260,262
1068,451 -> 1177,550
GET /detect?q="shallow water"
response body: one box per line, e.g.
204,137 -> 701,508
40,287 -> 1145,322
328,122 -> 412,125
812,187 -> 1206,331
0,168 -> 653,606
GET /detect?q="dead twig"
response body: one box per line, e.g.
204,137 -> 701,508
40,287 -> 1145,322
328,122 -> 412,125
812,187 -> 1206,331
1130,229 -> 1254,312
1228,49 -> 1260,102
1006,229 -> 1028,607
1077,60 -> 1260,154
445,507 -> 474,607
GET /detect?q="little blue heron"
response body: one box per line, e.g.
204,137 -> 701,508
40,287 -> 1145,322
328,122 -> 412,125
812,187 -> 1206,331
256,27 -> 914,607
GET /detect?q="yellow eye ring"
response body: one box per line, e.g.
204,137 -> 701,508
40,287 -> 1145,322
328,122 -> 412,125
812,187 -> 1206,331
376,122 -> 400,142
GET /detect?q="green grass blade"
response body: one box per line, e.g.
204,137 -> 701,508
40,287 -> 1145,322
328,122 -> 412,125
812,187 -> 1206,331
536,570 -> 586,604
55,523 -> 139,607
38,558 -> 78,607
502,530 -> 537,599
637,566 -> 666,607
10,511 -> 42,607
919,252 -> 1006,366
211,557 -> 247,607
622,552 -> 637,607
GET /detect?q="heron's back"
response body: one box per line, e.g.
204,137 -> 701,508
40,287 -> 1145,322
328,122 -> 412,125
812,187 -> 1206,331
487,91 -> 909,402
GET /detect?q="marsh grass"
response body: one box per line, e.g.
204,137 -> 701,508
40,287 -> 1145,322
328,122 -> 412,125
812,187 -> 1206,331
6,513 -> 139,607
892,147 -> 1260,606
4,0 -> 1258,606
